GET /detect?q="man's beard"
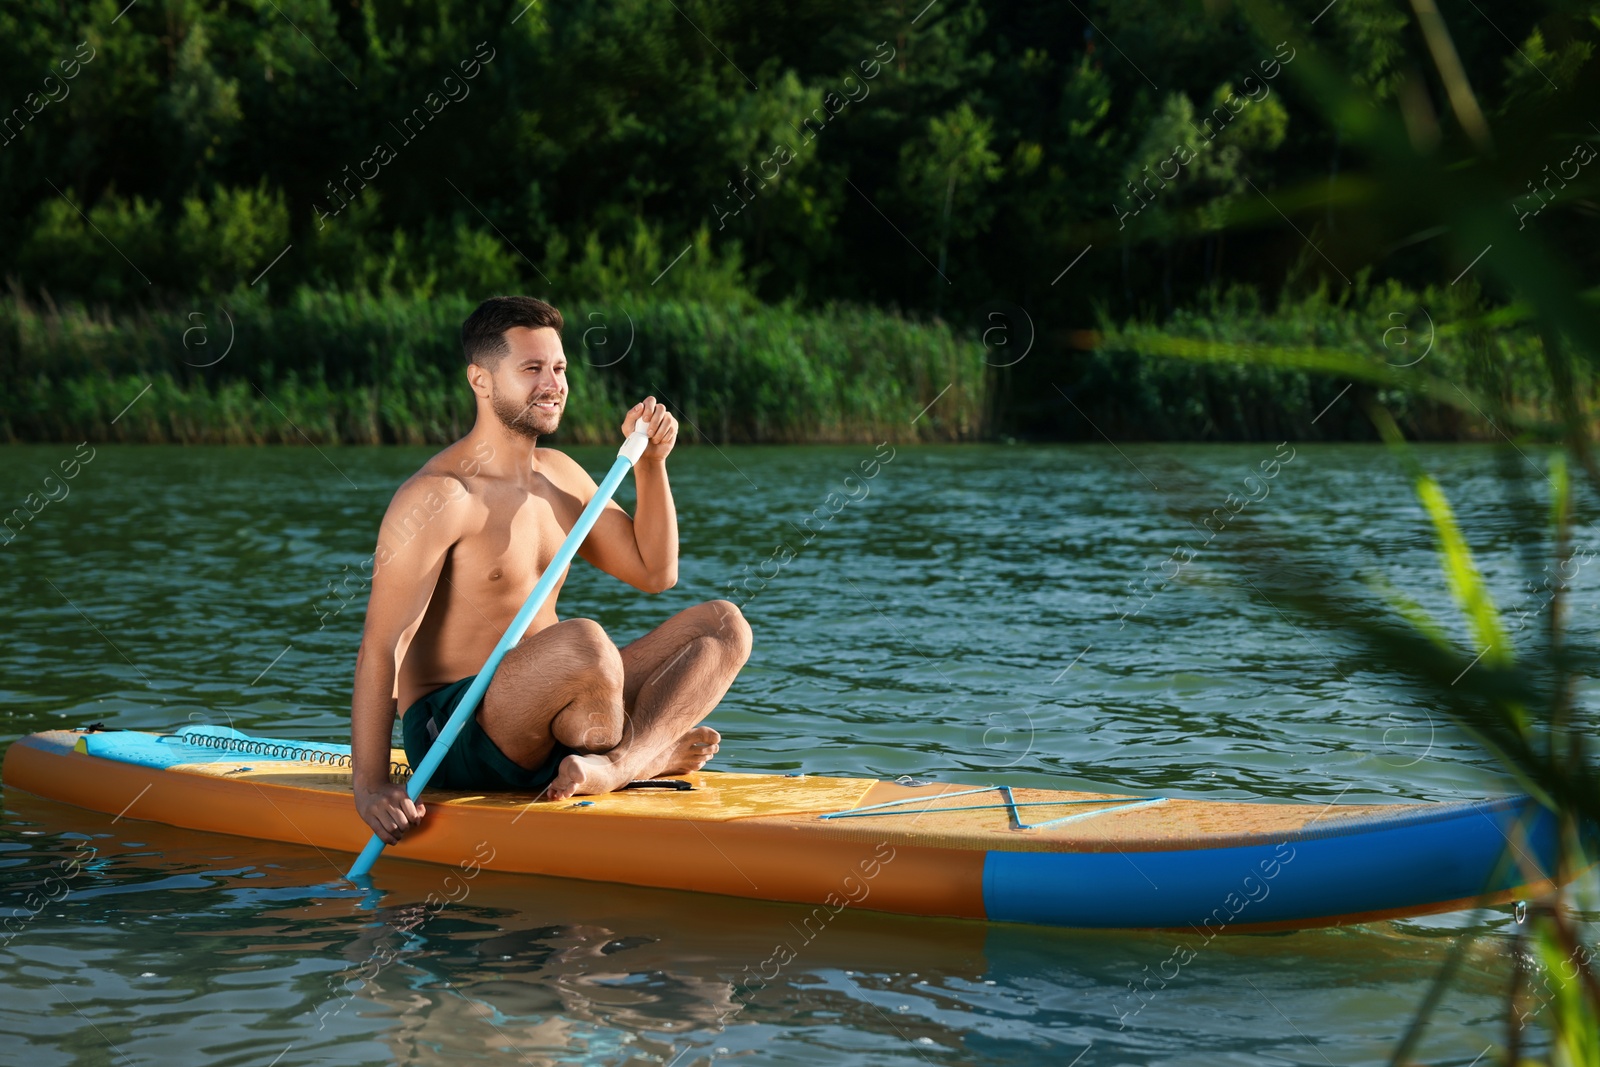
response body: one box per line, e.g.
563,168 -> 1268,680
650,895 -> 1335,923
491,384 -> 562,439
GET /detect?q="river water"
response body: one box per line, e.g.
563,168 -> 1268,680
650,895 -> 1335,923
1,442 -> 1594,1066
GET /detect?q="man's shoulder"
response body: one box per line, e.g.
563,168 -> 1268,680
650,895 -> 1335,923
393,466 -> 470,504
405,436 -> 499,494
535,446 -> 594,488
378,469 -> 474,556
385,445 -> 480,523
398,457 -> 472,501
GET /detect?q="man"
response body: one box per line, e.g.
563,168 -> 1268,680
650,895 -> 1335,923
351,295 -> 752,845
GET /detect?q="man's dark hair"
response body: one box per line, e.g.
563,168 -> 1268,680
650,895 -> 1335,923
461,296 -> 564,368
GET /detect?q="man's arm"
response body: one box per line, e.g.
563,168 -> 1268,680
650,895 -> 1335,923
629,452 -> 678,587
563,399 -> 681,592
351,473 -> 466,844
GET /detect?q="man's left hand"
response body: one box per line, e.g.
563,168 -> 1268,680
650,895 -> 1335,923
624,396 -> 679,464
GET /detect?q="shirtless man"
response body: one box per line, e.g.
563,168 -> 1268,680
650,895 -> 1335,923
351,295 -> 753,845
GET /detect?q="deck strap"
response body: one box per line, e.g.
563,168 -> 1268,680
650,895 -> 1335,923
998,786 -> 1166,830
818,786 -> 997,819
820,785 -> 1166,830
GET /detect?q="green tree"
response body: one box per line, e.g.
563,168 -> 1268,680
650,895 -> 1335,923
898,101 -> 1003,310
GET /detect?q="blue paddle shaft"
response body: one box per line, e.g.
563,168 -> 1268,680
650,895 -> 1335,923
348,429 -> 651,879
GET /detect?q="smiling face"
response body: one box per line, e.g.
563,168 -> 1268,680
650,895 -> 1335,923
480,326 -> 568,440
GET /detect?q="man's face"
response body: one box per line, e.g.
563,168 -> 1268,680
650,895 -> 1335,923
486,327 -> 567,439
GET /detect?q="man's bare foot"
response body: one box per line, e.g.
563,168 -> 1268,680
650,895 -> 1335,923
653,726 -> 720,777
544,727 -> 721,801
546,752 -> 631,801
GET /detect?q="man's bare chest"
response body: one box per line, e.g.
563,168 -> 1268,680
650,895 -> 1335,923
448,490 -> 572,593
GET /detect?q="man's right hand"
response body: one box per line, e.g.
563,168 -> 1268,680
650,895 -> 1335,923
355,782 -> 427,845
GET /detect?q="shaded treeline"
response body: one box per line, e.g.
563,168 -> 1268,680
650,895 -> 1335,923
1,1 -> 1596,440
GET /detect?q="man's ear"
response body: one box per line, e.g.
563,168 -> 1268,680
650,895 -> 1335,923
466,362 -> 493,399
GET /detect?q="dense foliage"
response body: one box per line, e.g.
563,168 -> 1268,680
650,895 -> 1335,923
0,0 -> 1596,440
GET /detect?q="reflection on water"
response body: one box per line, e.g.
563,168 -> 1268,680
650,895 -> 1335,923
0,792 -> 1527,1067
1,443 -> 1594,1065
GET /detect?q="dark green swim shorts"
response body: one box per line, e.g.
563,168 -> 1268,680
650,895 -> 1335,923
401,675 -> 574,792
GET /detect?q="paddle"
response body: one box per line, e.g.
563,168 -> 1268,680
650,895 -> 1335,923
346,418 -> 655,879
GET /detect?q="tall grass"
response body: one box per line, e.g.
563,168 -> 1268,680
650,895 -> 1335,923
6,279 -> 1582,446
1078,279 -> 1593,441
0,288 -> 986,444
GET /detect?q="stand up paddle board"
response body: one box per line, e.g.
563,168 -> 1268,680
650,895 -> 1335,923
0,725 -> 1563,931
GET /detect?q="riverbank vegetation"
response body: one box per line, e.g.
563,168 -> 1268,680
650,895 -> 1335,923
1072,279 -> 1598,441
3,2 -> 1597,444
3,271 -> 1587,446
0,284 -> 985,444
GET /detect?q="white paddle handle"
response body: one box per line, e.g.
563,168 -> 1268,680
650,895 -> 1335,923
619,418 -> 653,465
